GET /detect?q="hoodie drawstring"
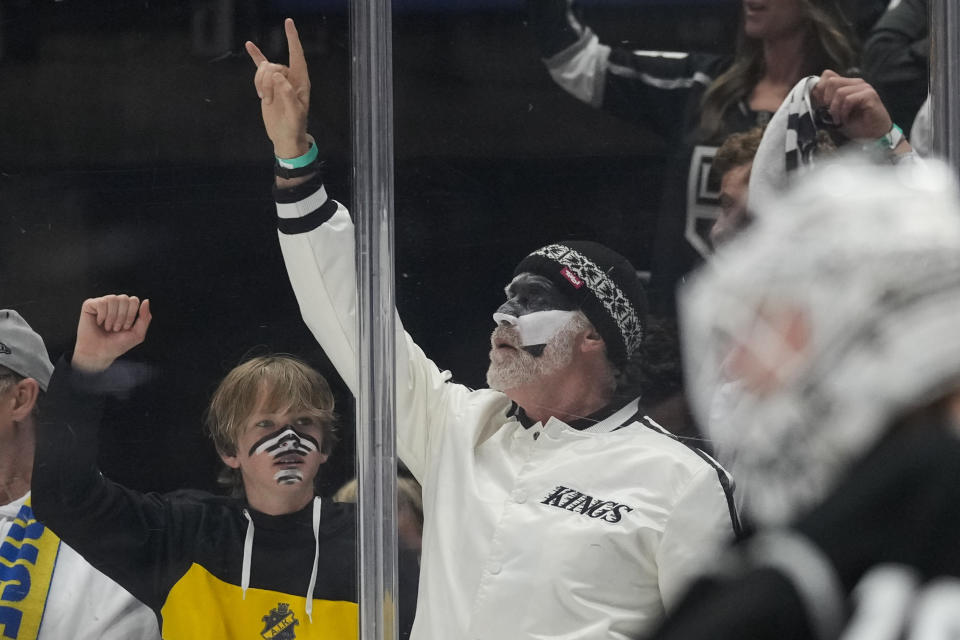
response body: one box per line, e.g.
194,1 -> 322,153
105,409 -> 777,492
305,496 -> 322,623
241,508 -> 255,600
240,499 -> 322,622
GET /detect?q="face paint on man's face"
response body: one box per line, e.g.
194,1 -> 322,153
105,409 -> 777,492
248,426 -> 321,486
494,273 -> 577,356
493,310 -> 580,349
496,273 -> 575,318
487,311 -> 588,391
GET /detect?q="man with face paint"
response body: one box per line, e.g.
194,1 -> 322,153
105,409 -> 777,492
31,294 -> 417,639
249,20 -> 740,639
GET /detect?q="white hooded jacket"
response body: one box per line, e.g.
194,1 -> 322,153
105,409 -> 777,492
276,181 -> 740,640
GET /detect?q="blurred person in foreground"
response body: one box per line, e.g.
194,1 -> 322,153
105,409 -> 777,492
0,310 -> 160,640
247,19 -> 741,640
649,156 -> 960,639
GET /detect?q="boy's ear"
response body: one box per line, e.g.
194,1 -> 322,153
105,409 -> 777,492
219,450 -> 241,469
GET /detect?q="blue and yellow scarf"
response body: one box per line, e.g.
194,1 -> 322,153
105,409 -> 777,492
0,497 -> 61,639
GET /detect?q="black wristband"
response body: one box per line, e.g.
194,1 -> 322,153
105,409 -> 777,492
274,156 -> 321,179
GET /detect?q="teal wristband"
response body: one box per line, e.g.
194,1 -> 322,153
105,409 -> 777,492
276,141 -> 318,169
872,124 -> 904,151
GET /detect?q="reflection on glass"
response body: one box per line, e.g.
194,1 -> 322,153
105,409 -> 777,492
930,0 -> 960,165
3,0 -> 957,638
2,3 -> 364,638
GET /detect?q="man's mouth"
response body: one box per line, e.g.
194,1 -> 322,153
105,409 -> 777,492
744,1 -> 765,12
491,326 -> 522,350
490,327 -> 548,358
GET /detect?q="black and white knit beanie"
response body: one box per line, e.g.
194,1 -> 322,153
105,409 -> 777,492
513,241 -> 647,365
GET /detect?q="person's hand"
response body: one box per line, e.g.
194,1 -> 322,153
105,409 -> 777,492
73,295 -> 152,373
811,70 -> 894,141
245,18 -> 311,159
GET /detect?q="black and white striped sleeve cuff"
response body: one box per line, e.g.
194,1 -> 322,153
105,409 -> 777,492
275,177 -> 338,235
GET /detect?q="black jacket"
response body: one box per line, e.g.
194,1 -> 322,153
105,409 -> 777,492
33,358 -> 416,639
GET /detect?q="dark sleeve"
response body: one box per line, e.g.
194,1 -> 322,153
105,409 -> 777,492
862,0 -> 929,135
650,570 -> 815,640
524,0 -> 583,58
600,49 -> 724,131
32,357 -> 193,611
397,549 -> 420,640
272,170 -> 324,204
795,422 -> 960,589
524,0 -> 726,134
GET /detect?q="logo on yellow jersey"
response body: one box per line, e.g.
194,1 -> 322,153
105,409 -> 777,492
261,602 -> 299,639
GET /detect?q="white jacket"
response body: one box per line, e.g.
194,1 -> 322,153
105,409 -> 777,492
277,183 -> 740,639
0,492 -> 160,640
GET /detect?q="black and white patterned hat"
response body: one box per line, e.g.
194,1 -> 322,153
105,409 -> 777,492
514,241 -> 647,364
0,310 -> 53,391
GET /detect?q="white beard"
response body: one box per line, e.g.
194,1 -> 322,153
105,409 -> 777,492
486,314 -> 588,391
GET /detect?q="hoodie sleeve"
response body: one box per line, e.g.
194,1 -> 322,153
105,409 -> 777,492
524,0 -> 725,133
31,356 -> 194,612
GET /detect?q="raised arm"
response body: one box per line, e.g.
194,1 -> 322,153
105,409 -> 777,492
32,296 -> 189,610
245,19 -> 315,189
811,70 -> 913,157
524,0 -> 723,131
249,21 -> 480,483
72,294 -> 152,373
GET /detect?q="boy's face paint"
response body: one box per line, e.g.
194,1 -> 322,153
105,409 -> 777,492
220,393 -> 331,513
247,426 -> 321,486
274,469 -> 304,485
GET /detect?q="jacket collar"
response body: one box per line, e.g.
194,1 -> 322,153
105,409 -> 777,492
510,396 -> 643,432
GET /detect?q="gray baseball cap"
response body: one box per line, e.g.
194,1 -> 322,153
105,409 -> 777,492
0,310 -> 54,391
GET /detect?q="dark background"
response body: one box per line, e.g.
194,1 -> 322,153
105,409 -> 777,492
1,0 -> 739,495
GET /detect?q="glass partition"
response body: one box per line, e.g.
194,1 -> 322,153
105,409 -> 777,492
351,0 -> 399,638
931,0 -> 960,166
2,0 -> 958,638
1,2 -> 363,637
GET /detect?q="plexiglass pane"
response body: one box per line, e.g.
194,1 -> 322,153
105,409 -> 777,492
2,0 -> 957,638
1,3 -> 362,638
